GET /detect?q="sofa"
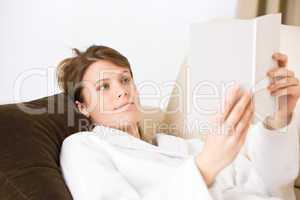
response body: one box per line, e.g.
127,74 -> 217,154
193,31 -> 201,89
0,93 -> 166,199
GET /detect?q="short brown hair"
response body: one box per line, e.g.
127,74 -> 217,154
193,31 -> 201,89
57,45 -> 133,102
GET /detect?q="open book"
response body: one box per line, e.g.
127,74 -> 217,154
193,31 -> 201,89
188,14 -> 281,126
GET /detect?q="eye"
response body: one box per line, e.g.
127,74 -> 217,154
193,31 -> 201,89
98,83 -> 110,91
121,76 -> 131,84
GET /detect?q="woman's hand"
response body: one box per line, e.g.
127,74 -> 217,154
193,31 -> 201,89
265,53 -> 300,129
196,85 -> 254,186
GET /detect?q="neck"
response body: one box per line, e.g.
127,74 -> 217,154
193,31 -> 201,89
119,123 -> 140,139
127,123 -> 141,139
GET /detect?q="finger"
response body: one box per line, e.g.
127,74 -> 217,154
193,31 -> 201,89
267,67 -> 294,78
272,52 -> 288,67
222,84 -> 242,121
225,90 -> 252,131
237,121 -> 251,149
235,99 -> 254,139
271,85 -> 300,97
269,77 -> 299,92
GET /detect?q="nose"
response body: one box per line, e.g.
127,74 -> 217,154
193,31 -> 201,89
116,85 -> 129,99
117,90 -> 128,98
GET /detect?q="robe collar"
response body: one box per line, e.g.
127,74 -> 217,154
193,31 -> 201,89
92,125 -> 189,158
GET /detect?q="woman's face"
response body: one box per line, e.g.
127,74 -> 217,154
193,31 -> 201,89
76,60 -> 141,129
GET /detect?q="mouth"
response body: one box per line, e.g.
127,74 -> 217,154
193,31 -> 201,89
114,102 -> 134,111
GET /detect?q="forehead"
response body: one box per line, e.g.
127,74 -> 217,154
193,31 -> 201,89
82,60 -> 129,83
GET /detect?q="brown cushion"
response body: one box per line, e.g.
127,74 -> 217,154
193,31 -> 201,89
0,93 -> 88,200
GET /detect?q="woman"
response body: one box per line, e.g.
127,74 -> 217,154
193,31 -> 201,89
58,45 -> 300,200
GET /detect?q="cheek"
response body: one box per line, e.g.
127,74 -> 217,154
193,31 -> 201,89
95,93 -> 114,113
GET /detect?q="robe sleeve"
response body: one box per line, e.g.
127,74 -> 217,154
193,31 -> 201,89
60,133 -> 213,200
244,114 -> 299,193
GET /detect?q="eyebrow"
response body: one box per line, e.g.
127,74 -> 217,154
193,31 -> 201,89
95,70 -> 130,84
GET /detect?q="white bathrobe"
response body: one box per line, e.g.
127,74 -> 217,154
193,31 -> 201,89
60,117 -> 299,200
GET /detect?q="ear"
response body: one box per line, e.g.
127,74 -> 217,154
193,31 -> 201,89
75,100 -> 90,118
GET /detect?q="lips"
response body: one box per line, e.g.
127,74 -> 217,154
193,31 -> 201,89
114,102 -> 134,110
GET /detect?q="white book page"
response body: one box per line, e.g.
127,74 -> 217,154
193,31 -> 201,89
254,14 -> 281,123
189,19 -> 256,132
188,14 -> 281,135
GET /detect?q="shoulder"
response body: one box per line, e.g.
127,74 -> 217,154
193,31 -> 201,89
61,131 -> 109,156
62,131 -> 95,147
60,131 -> 112,166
